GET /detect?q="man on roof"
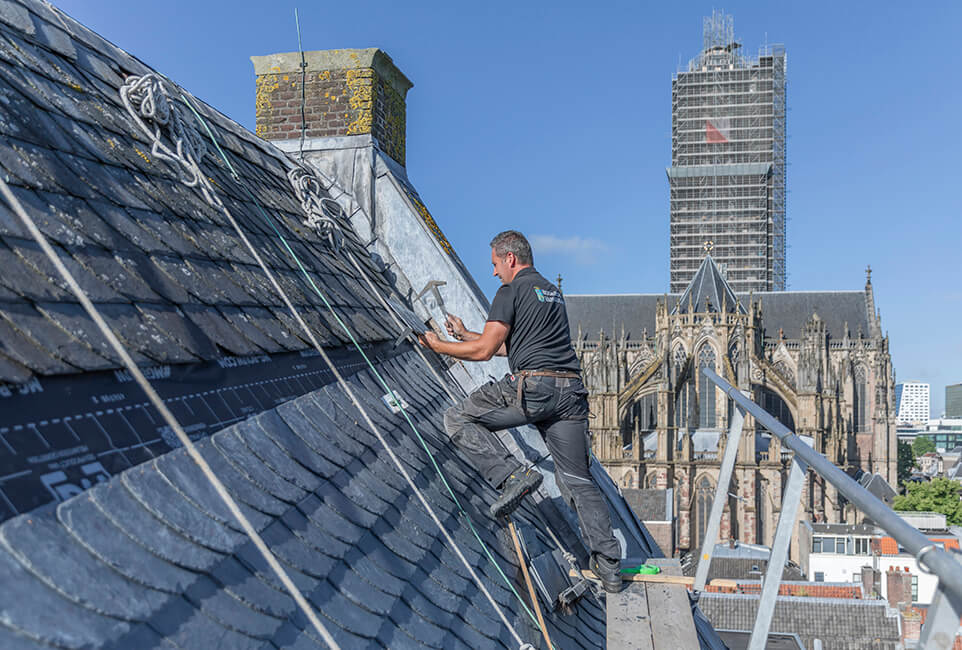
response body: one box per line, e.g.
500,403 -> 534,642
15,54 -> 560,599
419,230 -> 623,593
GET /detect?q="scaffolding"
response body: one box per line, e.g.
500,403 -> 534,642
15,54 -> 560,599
668,11 -> 787,294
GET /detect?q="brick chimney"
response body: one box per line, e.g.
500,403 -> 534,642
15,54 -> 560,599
860,565 -> 881,598
250,49 -> 413,165
885,568 -> 913,608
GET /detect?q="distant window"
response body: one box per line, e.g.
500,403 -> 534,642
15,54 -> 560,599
812,537 -> 822,553
836,538 -> 846,554
855,538 -> 870,555
814,572 -> 825,582
912,575 -> 918,602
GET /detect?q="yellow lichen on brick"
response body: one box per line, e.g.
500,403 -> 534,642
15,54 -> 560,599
254,74 -> 279,137
411,196 -> 453,256
345,68 -> 374,135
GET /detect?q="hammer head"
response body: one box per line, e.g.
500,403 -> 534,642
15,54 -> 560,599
416,280 -> 448,313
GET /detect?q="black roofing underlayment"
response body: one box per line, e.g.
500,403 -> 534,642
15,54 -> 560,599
0,0 -> 729,647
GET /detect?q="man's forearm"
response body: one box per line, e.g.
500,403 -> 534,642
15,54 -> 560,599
431,337 -> 493,361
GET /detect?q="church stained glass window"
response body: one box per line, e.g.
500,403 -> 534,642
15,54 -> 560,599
854,365 -> 868,432
698,345 -> 717,429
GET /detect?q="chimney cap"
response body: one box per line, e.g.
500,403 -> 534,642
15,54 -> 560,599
250,48 -> 413,96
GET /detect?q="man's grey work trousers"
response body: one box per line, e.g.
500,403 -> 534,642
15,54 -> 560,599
443,373 -> 621,559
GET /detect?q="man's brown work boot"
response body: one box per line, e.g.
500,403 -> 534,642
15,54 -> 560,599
489,468 -> 543,519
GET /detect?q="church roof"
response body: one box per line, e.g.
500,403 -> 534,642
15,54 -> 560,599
673,255 -> 744,316
0,1 -> 732,648
566,289 -> 870,342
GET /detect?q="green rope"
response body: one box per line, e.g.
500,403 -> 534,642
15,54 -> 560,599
181,96 -> 545,633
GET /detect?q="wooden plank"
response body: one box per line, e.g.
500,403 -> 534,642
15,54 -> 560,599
646,582 -> 700,649
606,583 -> 655,650
571,569 -> 738,589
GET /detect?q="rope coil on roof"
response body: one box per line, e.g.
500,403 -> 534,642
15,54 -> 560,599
120,74 -> 208,189
287,166 -> 346,249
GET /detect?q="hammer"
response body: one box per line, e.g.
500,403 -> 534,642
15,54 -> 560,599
416,280 -> 449,318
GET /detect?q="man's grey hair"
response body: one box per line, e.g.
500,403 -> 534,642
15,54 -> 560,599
490,230 -> 533,265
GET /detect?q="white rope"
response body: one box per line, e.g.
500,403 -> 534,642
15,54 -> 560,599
120,78 -> 534,649
286,164 -> 461,404
0,176 -> 342,650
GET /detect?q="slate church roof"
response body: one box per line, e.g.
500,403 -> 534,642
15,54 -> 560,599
566,256 -> 871,342
0,1 -> 730,648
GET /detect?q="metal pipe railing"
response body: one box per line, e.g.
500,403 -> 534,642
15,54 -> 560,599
702,367 -> 962,608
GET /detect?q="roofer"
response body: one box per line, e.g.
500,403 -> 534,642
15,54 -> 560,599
418,230 -> 623,593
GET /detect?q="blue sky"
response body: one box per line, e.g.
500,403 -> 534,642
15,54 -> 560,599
57,1 -> 961,416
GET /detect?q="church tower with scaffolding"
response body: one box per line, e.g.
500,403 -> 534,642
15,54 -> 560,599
669,12 -> 787,294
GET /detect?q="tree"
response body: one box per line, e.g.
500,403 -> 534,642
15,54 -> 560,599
913,436 -> 936,457
897,440 -> 915,486
893,477 -> 962,525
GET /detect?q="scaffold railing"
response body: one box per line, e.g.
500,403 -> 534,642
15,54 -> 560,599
695,367 -> 962,650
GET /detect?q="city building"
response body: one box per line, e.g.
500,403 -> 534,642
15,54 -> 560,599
799,514 -> 962,605
567,258 -> 897,561
895,381 -> 930,424
946,383 -> 962,418
669,12 -> 787,293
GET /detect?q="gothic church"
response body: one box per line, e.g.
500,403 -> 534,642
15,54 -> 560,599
565,256 -> 896,555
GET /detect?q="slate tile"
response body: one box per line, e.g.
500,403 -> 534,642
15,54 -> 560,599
234,542 -> 318,596
0,544 -> 132,647
0,350 -> 32,382
193,437 -> 288,517
90,301 -> 196,364
279,507 -> 351,560
179,304 -> 261,356
147,595 -> 265,650
211,428 -> 306,504
0,302 -> 78,374
238,417 -> 320,492
258,519 -> 336,580
267,622 -> 326,650
76,247 -> 167,302
38,188 -> 134,250
89,479 -> 222,572
121,461 -> 244,553
57,492 -> 199,594
296,494 -> 366,547
390,589 -> 451,649
155,448 -> 272,533
0,623 -> 50,650
240,305 -> 303,351
34,300 -> 149,366
0,512 -> 171,620
183,574 -> 282,640
304,579 -> 380,641
8,235 -> 125,303
135,302 -> 213,360
84,199 -> 167,253
209,556 -> 295,620
256,407 -> 339,480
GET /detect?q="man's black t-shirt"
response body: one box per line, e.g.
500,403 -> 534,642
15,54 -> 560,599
486,267 -> 580,373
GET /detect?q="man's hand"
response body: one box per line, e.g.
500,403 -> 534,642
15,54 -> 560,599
418,331 -> 440,351
445,314 -> 467,341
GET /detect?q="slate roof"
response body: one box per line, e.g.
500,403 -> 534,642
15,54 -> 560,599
672,255 -> 743,316
0,1 -> 732,648
698,593 -> 901,650
567,291 -> 869,341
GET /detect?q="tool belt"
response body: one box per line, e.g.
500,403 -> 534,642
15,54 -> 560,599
515,369 -> 581,413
